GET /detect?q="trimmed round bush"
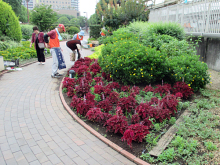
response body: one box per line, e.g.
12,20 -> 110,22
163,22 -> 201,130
98,40 -> 168,84
145,22 -> 185,40
0,1 -> 22,41
66,26 -> 80,35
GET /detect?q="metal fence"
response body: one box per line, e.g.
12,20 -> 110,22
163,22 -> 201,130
149,0 -> 220,34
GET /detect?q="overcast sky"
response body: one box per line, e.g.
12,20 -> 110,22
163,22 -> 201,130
79,0 -> 164,19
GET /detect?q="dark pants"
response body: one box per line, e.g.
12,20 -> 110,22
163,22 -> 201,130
66,40 -> 81,59
36,43 -> 45,62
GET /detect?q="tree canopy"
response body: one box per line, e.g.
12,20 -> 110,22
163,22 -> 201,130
2,0 -> 22,17
57,16 -> 70,25
30,4 -> 57,31
19,5 -> 28,23
96,0 -> 150,30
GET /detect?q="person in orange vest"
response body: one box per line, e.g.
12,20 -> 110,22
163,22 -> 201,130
44,24 -> 66,78
66,30 -> 84,60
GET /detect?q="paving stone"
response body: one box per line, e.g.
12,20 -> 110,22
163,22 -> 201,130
41,146 -> 54,156
52,147 -> 66,157
10,143 -> 20,153
0,156 -> 6,165
0,143 -> 10,151
5,157 -> 18,165
26,138 -> 37,147
20,144 -> 32,154
17,138 -> 27,146
41,161 -> 53,165
76,150 -> 90,160
35,152 -> 49,163
31,145 -> 42,155
60,155 -> 76,165
85,157 -> 101,165
29,160 -> 41,165
2,150 -> 14,160
24,152 -> 37,162
72,156 -> 88,165
47,154 -> 62,164
64,148 -> 78,158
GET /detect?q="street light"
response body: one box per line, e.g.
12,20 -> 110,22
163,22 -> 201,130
83,12 -> 88,33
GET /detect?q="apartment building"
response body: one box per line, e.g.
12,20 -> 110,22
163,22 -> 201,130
22,0 -> 80,17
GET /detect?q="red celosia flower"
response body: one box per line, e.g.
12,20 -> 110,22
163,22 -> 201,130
108,92 -> 119,104
154,83 -> 172,96
172,81 -> 194,99
86,108 -> 105,123
131,86 -> 140,95
143,85 -> 154,93
94,77 -> 103,83
131,114 -> 140,124
175,92 -> 183,99
105,115 -> 128,135
140,117 -> 154,128
117,96 -> 137,113
97,99 -> 112,113
90,62 -> 101,75
121,85 -> 130,92
121,123 -> 150,149
76,98 -> 95,116
94,85 -> 105,95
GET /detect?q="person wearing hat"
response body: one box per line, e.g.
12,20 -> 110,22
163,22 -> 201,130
66,30 -> 85,61
30,26 -> 46,65
44,24 -> 67,78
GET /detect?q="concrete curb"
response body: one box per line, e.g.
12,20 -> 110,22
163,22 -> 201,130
59,77 -> 150,165
0,56 -> 52,76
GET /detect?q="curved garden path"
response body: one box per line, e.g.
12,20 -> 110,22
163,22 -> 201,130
0,36 -> 136,165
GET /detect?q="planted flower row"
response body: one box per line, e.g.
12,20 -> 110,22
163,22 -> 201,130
62,57 -> 194,149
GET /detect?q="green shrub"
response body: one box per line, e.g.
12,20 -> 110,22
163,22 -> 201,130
147,22 -> 185,40
0,40 -> 22,51
66,26 -> 80,35
102,28 -> 139,45
20,24 -> 34,40
90,24 -> 102,39
0,1 -> 22,41
88,44 -> 104,59
60,33 -> 73,40
98,40 -> 168,84
0,41 -> 36,60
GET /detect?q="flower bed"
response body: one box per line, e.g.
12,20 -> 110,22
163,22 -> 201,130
62,57 -> 194,151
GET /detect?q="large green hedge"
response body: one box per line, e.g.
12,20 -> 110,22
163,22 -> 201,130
0,1 -> 22,41
98,22 -> 210,91
90,24 -> 102,39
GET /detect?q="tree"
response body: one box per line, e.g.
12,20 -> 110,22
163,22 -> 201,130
57,16 -> 69,25
88,13 -> 101,25
30,4 -> 57,31
0,1 -> 22,41
77,16 -> 87,27
57,14 -> 75,21
96,0 -> 149,29
69,18 -> 79,26
3,0 -> 22,17
19,5 -> 28,23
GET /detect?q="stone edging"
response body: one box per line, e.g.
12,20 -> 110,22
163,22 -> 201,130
0,56 -> 52,76
59,77 -> 150,165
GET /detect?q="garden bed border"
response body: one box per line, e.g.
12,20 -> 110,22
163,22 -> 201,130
59,77 -> 150,165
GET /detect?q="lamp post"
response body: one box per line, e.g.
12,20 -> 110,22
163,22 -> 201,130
83,12 -> 88,33
26,0 -> 30,23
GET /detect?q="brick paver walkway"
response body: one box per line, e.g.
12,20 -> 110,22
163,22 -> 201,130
0,37 -> 136,165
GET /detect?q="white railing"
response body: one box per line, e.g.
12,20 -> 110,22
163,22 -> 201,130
149,0 -> 220,34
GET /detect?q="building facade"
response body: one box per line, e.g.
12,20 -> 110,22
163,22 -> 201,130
22,0 -> 80,17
